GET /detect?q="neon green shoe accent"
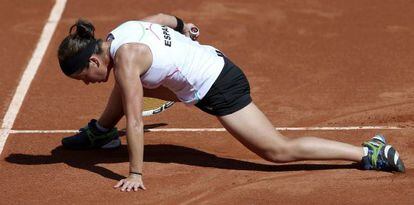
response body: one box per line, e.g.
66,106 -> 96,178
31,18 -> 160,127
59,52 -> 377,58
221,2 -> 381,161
362,141 -> 383,168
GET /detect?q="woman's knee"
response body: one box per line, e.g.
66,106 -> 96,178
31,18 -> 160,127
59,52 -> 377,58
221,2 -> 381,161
258,139 -> 295,163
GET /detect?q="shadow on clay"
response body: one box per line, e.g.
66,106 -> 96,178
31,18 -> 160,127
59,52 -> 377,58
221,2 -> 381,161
5,144 -> 358,181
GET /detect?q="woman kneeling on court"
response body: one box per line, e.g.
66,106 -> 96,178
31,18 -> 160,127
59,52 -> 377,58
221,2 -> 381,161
57,13 -> 405,192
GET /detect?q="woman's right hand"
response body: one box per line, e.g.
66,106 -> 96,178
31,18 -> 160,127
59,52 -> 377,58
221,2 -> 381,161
114,174 -> 146,192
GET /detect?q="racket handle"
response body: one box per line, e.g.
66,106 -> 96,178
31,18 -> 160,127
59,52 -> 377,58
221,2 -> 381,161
189,26 -> 199,41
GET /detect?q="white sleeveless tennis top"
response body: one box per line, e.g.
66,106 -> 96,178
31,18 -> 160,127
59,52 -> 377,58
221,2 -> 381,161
108,21 -> 224,104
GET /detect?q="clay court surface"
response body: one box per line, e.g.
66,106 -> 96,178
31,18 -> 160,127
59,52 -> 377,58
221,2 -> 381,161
1,0 -> 413,204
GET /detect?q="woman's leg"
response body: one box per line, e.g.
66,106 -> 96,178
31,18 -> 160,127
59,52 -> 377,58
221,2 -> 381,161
97,84 -> 179,129
97,83 -> 124,129
218,102 -> 364,163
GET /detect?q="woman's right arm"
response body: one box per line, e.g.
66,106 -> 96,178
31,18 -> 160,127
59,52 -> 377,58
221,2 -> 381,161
141,13 -> 179,28
141,13 -> 199,40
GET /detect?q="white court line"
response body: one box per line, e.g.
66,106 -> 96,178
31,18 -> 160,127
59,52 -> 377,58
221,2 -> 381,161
0,0 -> 67,154
6,126 -> 403,134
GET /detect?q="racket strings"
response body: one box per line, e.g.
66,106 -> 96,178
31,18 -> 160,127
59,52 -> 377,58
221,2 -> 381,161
143,97 -> 169,111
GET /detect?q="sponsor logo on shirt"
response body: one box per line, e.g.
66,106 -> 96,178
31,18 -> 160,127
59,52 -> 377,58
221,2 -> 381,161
162,26 -> 172,47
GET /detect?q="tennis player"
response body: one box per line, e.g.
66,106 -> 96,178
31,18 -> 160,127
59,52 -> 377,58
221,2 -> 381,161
57,13 -> 405,192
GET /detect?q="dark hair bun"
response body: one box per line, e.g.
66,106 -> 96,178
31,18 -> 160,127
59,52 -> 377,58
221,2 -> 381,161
69,19 -> 95,40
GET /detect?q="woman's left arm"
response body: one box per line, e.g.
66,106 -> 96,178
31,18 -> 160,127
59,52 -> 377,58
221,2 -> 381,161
112,43 -> 152,192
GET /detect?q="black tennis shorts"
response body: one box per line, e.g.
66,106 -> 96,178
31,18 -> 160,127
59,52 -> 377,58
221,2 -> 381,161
195,56 -> 252,116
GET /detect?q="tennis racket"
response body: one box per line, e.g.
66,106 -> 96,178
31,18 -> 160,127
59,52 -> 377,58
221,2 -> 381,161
189,26 -> 199,41
142,97 -> 174,116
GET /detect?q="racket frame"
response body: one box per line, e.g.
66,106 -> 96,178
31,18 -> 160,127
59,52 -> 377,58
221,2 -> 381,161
142,101 -> 175,116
